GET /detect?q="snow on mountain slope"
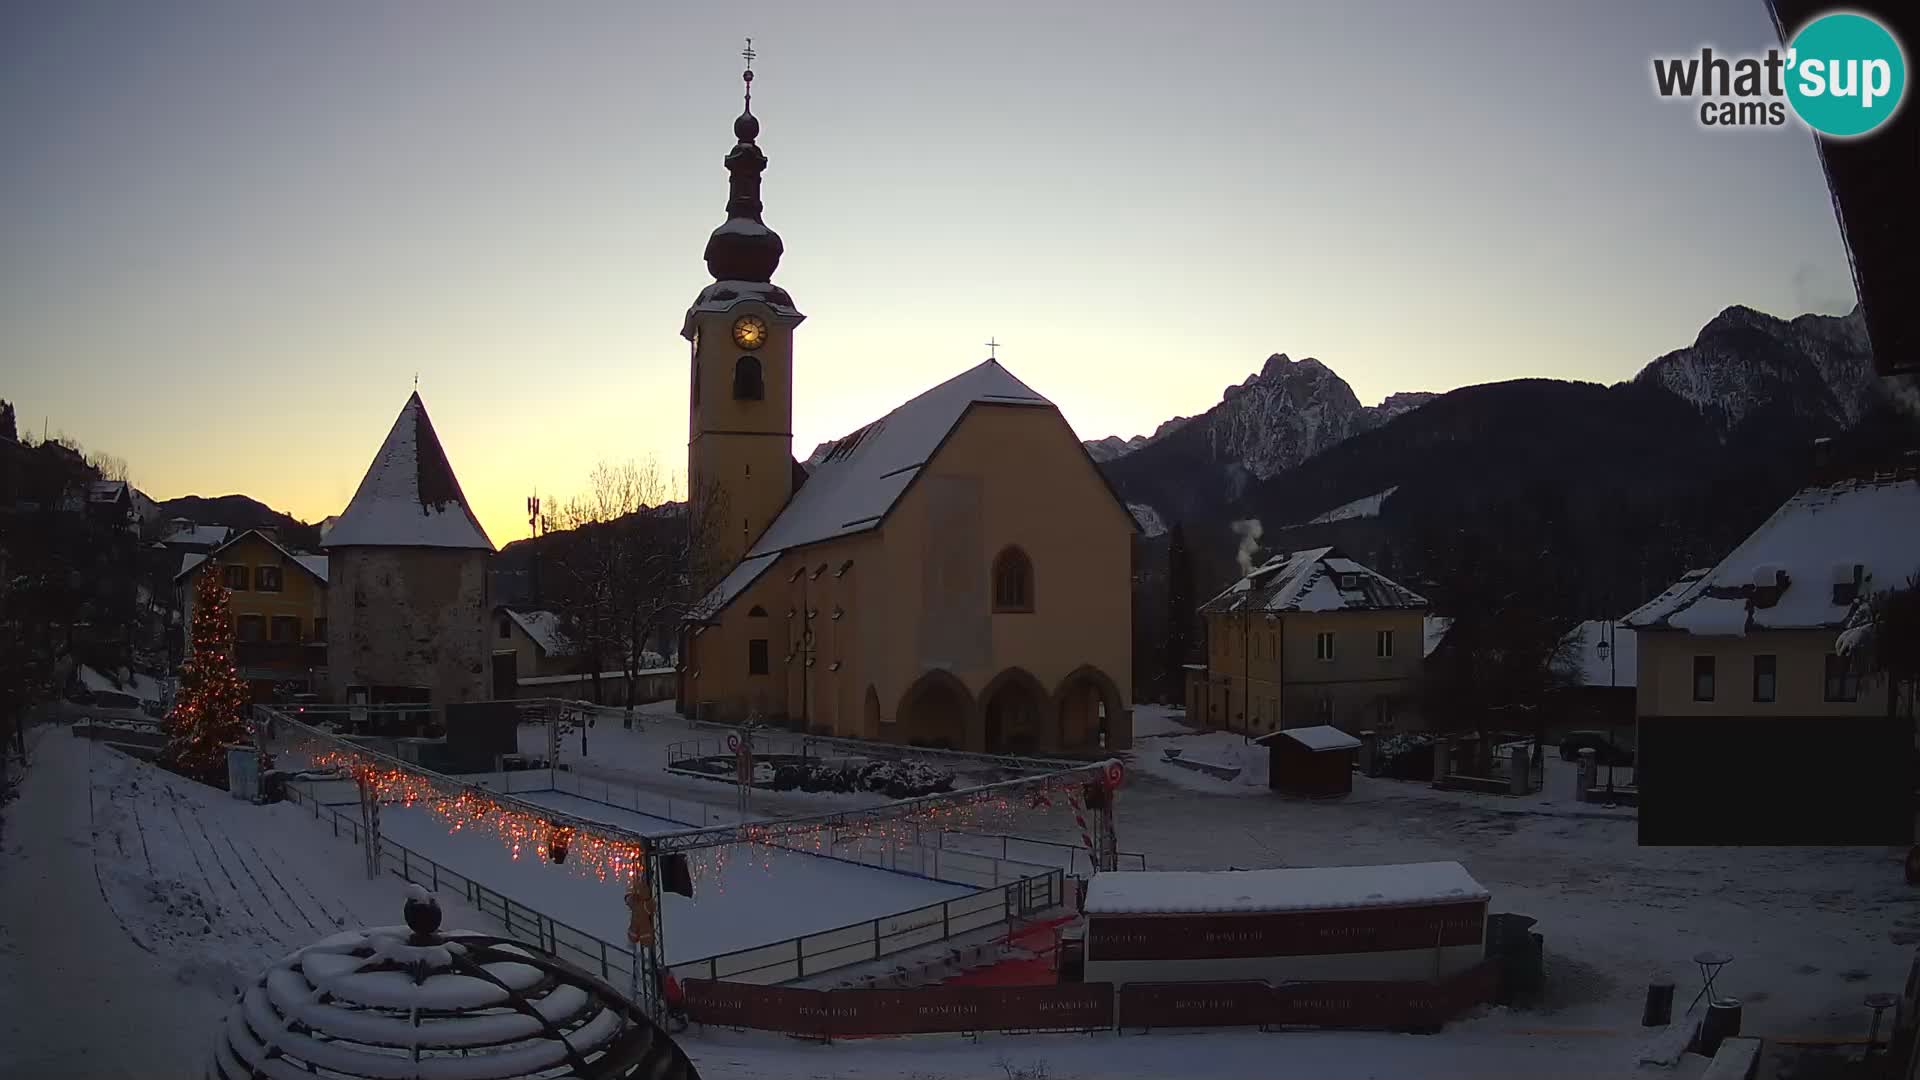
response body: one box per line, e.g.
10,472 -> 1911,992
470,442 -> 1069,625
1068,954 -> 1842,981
1633,304 -> 1876,433
1084,355 -> 1434,478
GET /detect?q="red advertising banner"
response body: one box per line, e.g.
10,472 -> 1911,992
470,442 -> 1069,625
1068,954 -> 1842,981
1117,981 -> 1274,1029
687,962 -> 1497,1038
1117,961 -> 1501,1032
1088,901 -> 1487,961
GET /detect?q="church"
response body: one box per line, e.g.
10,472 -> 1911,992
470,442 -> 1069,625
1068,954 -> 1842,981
677,58 -> 1136,754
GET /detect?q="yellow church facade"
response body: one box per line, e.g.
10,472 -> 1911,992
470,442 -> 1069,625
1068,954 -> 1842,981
676,66 -> 1134,754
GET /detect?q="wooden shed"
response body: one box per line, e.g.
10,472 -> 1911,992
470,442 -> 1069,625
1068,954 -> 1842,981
1258,725 -> 1361,798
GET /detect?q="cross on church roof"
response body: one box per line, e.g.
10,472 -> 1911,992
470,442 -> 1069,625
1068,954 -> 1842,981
985,338 -> 1000,360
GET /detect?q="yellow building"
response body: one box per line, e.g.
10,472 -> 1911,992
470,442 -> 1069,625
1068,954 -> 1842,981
677,75 -> 1135,754
1623,469 -> 1918,721
175,528 -> 329,696
1187,547 -> 1429,736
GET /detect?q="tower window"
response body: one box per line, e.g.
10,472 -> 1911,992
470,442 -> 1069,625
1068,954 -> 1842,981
732,356 -> 764,400
992,546 -> 1034,613
748,638 -> 769,676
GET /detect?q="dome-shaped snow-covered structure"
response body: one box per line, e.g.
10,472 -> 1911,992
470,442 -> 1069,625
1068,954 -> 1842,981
208,888 -> 698,1079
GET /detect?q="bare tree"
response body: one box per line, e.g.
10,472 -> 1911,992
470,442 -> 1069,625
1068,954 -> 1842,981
548,460 -> 730,730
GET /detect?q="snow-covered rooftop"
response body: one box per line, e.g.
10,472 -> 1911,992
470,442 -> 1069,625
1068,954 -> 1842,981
745,360 -> 1052,559
1555,620 -> 1636,689
323,392 -> 494,551
1084,861 -> 1489,916
163,524 -> 231,548
1307,486 -> 1398,525
77,664 -> 164,704
174,529 -> 328,584
694,552 -> 779,620
503,609 -> 575,657
1423,615 -> 1453,658
1622,470 -> 1920,636
1201,547 -> 1428,615
1256,724 -> 1363,753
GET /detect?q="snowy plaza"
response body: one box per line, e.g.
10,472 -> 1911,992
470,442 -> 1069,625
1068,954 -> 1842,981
1,701 -> 1911,1079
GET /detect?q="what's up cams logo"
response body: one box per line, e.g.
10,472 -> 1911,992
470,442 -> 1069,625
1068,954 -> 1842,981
1653,11 -> 1907,137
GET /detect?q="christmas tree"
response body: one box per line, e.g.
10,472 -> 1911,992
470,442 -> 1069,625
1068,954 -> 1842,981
163,562 -> 253,782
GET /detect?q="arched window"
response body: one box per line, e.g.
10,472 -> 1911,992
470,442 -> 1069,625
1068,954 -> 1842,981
747,605 -> 767,617
732,356 -> 764,400
992,546 -> 1034,613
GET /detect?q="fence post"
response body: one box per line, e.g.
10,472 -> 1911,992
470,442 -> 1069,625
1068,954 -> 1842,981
874,919 -> 882,960
402,847 -> 409,882
600,941 -> 609,979
943,901 -> 951,940
432,860 -> 438,892
796,939 -> 805,979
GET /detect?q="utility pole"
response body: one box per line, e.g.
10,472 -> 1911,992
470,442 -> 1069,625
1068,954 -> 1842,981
526,494 -> 542,607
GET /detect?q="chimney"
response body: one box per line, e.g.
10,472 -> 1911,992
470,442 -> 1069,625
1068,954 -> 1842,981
1812,437 -> 1834,471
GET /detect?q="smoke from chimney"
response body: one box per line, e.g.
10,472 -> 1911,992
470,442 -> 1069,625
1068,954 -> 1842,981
1231,519 -> 1264,576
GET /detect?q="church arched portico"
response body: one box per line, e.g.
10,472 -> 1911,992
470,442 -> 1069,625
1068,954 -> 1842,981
980,667 -> 1049,755
1053,665 -> 1126,752
894,669 -> 974,750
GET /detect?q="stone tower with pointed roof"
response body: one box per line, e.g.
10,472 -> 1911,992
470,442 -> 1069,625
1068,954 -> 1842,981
324,392 -> 496,707
677,55 -> 1138,752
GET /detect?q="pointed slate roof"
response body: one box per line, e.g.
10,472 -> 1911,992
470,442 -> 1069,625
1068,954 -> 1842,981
323,393 -> 494,551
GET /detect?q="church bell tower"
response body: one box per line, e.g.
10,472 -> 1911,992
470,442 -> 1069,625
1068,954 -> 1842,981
684,40 -> 804,588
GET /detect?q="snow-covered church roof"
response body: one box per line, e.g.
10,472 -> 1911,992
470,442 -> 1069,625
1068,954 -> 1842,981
323,392 -> 494,551
746,359 -> 1052,558
1200,547 -> 1428,615
1622,468 -> 1920,636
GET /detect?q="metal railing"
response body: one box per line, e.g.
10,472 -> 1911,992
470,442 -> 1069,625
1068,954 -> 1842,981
279,779 -> 644,986
924,830 -> 1148,876
279,772 -> 1077,990
667,868 -> 1064,986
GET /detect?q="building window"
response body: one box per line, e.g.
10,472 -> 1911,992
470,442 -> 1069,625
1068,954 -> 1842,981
1376,629 -> 1394,659
732,356 -> 764,400
1315,632 -> 1335,662
1824,654 -> 1859,702
269,616 -> 300,643
222,564 -> 249,591
992,547 -> 1034,613
748,638 -> 769,676
1753,654 -> 1777,703
236,614 -> 265,643
315,617 -> 328,641
748,605 -> 768,618
1692,656 -> 1715,702
255,565 -> 283,592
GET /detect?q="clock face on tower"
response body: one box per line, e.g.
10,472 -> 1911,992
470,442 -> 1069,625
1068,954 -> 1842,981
731,315 -> 768,351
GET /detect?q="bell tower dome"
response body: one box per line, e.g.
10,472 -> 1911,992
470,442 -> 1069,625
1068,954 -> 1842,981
685,40 -> 804,590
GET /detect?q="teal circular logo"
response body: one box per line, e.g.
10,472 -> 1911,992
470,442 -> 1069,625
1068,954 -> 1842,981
1787,13 -> 1907,137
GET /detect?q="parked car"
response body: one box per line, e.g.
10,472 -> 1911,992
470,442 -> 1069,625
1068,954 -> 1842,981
1559,730 -> 1633,767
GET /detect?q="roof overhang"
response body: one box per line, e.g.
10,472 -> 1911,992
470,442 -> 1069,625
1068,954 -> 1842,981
1767,0 -> 1917,377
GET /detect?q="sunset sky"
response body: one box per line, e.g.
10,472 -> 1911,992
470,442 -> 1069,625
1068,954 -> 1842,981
1,0 -> 1858,546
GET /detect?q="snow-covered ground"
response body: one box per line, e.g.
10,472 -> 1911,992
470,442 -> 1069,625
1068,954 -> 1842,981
5,710 -> 1912,1078
368,788 -> 974,965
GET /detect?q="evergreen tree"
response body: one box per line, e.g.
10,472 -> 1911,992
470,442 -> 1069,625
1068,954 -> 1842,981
0,399 -> 16,442
1163,521 -> 1194,704
163,564 -> 252,782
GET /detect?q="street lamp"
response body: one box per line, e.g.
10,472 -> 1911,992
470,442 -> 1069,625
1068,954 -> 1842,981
1596,629 -> 1616,796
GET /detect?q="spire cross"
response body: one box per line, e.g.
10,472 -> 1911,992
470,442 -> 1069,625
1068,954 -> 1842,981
742,38 -> 756,108
986,338 -> 1000,360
